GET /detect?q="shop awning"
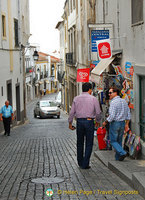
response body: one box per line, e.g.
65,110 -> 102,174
91,57 -> 115,83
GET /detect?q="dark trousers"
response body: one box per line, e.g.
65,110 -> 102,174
76,118 -> 94,168
3,117 -> 11,135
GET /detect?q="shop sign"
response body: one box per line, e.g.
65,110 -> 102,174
130,66 -> 134,76
91,30 -> 109,52
77,68 -> 90,82
97,39 -> 112,60
90,63 -> 95,71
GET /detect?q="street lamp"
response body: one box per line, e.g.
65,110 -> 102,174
33,50 -> 39,61
33,50 -> 39,97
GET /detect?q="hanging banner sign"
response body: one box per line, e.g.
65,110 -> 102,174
96,39 -> 112,60
77,68 -> 90,82
91,30 -> 109,52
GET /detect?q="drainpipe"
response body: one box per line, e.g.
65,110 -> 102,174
117,0 -> 121,47
18,0 -> 26,120
103,0 -> 105,24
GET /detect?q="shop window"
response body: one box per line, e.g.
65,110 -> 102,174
14,19 -> 19,47
132,0 -> 143,25
2,15 -> 6,38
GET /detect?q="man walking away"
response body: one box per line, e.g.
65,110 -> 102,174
103,87 -> 131,161
0,100 -> 14,136
68,82 -> 101,169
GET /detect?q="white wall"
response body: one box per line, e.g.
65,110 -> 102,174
0,0 -> 30,120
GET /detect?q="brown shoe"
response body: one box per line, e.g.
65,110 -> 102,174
119,154 -> 127,161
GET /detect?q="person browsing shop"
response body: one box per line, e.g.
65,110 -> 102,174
0,100 -> 14,136
68,82 -> 102,169
103,87 -> 131,161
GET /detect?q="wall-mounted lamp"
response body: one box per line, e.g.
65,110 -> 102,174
33,50 -> 39,61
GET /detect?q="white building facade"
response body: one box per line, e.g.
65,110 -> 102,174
0,0 -> 30,132
95,0 -> 145,153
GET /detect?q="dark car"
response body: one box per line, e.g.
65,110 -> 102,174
34,100 -> 60,119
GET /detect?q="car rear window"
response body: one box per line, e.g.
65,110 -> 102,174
40,101 -> 57,107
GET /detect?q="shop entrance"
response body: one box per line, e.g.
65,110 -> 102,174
139,76 -> 145,141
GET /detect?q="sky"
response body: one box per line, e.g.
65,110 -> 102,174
29,0 -> 65,54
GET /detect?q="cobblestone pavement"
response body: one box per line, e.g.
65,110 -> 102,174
0,96 -> 144,200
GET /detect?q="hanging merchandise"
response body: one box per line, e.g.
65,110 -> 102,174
112,64 -> 123,77
121,79 -> 134,108
122,130 -> 142,159
125,62 -> 132,75
127,89 -> 134,109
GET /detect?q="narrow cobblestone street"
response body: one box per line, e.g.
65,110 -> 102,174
0,96 -> 144,200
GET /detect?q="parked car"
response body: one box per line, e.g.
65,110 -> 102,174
34,100 -> 60,119
55,91 -> 61,107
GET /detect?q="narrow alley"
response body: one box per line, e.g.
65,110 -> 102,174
0,94 -> 143,200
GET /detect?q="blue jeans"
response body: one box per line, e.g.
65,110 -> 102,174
109,121 -> 126,160
76,118 -> 94,168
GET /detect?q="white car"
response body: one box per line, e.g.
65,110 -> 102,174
34,100 -> 60,119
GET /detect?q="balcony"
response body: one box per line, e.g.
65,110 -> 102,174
66,52 -> 76,66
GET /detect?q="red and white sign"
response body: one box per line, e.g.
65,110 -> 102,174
97,39 -> 112,60
77,68 -> 90,82
130,66 -> 134,76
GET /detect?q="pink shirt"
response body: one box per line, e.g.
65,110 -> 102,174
68,92 -> 101,123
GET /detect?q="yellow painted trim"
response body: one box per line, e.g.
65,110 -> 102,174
7,0 -> 13,71
36,61 -> 49,64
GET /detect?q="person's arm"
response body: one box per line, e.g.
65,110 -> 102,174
11,113 -> 14,120
106,103 -> 116,123
0,113 -> 2,121
103,103 -> 116,127
68,100 -> 76,130
94,98 -> 102,122
125,120 -> 130,132
69,122 -> 76,130
0,107 -> 3,121
10,107 -> 14,120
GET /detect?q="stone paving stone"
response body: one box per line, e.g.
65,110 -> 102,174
0,99 -> 144,200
